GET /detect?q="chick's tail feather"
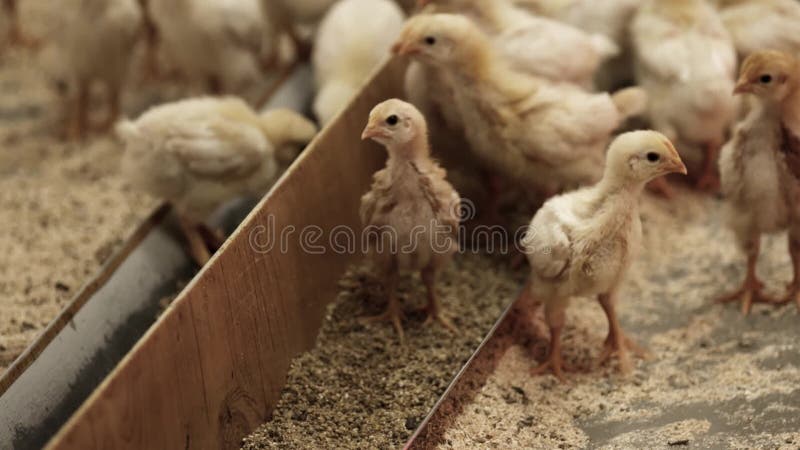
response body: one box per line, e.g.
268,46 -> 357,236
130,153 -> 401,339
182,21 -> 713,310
589,34 -> 620,61
259,109 -> 318,163
611,87 -> 648,123
313,79 -> 359,126
114,119 -> 139,147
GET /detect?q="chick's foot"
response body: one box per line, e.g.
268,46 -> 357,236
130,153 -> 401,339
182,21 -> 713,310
777,282 -> 800,312
361,300 -> 406,342
716,277 -> 776,315
596,331 -> 650,375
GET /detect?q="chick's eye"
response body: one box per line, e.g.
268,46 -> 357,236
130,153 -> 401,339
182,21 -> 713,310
424,36 -> 436,45
646,152 -> 660,163
386,115 -> 399,126
760,74 -> 773,84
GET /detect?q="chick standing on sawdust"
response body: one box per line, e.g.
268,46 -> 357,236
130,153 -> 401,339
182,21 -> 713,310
418,0 -> 619,89
717,50 -> 800,314
631,0 -> 737,195
523,131 -> 687,381
716,0 -> 800,61
43,0 -> 142,141
393,14 -> 647,200
117,97 -> 317,266
360,99 -> 461,341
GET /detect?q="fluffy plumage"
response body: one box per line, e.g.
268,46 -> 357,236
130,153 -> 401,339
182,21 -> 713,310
150,0 -> 269,95
360,99 -> 461,339
312,0 -> 405,125
632,0 -> 738,190
43,0 -> 142,140
718,50 -> 800,313
524,130 -> 686,380
118,97 -> 317,264
394,14 -> 647,196
420,0 -> 618,88
717,0 -> 800,60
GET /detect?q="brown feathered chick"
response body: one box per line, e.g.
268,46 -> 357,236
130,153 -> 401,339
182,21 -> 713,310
718,50 -> 800,313
360,99 -> 461,340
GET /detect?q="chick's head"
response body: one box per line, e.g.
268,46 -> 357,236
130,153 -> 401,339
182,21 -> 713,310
735,50 -> 799,102
362,99 -> 429,155
605,130 -> 687,184
392,14 -> 487,68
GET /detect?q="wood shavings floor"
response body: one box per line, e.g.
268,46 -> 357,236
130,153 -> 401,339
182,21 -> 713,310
439,189 -> 800,449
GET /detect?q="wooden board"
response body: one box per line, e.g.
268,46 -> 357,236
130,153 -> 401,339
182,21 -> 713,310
46,58 -> 408,450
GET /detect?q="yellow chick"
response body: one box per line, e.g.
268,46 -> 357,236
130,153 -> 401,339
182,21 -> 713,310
393,14 -> 647,199
418,0 -> 619,88
718,50 -> 800,314
150,0 -> 270,95
44,0 -> 142,141
632,0 -> 738,194
524,131 -> 686,381
117,97 -> 317,266
716,0 -> 800,60
360,99 -> 461,340
312,0 -> 405,125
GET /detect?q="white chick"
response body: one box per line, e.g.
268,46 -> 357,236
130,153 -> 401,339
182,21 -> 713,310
312,0 -> 405,125
394,14 -> 647,198
524,131 -> 686,381
716,0 -> 800,60
518,0 -> 641,90
419,0 -> 619,88
718,50 -> 800,314
260,0 -> 337,57
632,0 -> 738,193
360,99 -> 461,340
43,0 -> 141,141
117,97 -> 317,265
150,0 -> 269,95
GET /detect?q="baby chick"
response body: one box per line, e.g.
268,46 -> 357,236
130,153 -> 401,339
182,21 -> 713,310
360,99 -> 461,340
718,50 -> 800,314
150,0 -> 269,95
312,0 -> 405,125
45,0 -> 142,141
632,0 -> 738,193
716,0 -> 800,61
393,14 -> 647,198
117,97 -> 317,266
523,131 -> 687,381
419,0 -> 618,88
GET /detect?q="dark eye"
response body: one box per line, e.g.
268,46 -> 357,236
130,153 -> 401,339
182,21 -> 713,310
386,115 -> 399,126
646,152 -> 660,162
760,74 -> 773,84
424,36 -> 436,45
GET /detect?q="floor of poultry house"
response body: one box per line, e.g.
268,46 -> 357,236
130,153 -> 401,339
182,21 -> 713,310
438,188 -> 800,449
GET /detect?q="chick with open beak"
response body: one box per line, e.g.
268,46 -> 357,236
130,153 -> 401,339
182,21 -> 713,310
359,99 -> 462,341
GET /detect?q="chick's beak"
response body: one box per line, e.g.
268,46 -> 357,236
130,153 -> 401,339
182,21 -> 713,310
733,79 -> 752,95
662,140 -> 687,175
391,38 -> 418,56
361,122 -> 388,141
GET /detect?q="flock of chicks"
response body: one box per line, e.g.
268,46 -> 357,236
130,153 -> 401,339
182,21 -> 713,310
6,0 -> 800,383
359,0 -> 800,382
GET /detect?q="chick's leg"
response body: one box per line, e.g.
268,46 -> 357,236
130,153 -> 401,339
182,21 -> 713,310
66,81 -> 89,142
178,216 -> 212,267
695,141 -> 721,191
716,235 -> 774,314
419,265 -> 457,333
97,83 -> 120,132
778,233 -> 800,311
531,300 -> 567,383
4,0 -> 38,49
362,271 -> 405,342
596,292 -> 649,375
